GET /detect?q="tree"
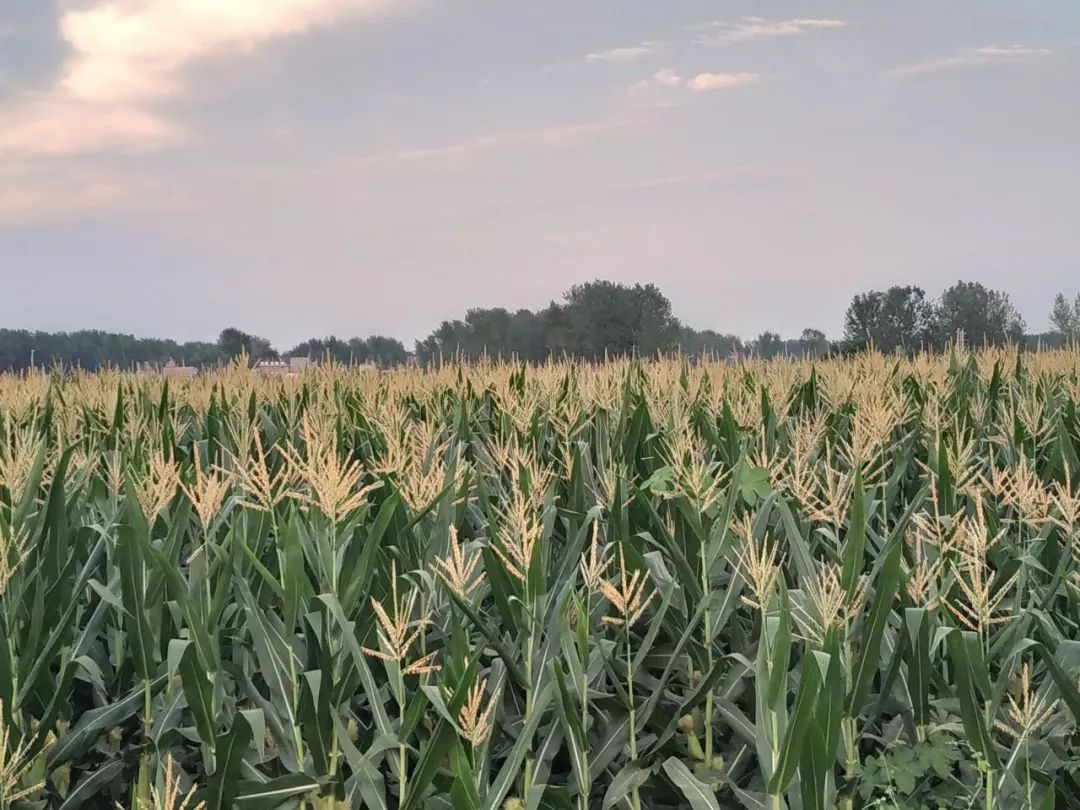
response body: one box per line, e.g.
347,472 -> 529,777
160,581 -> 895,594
842,286 -> 933,353
412,281 -> 686,365
0,329 -> 225,372
842,292 -> 882,352
798,328 -> 829,357
930,281 -> 1025,348
217,327 -> 275,363
1050,293 -> 1080,342
680,327 -> 742,359
361,335 -> 408,366
464,308 -> 513,358
8,279 -> 1064,374
562,280 -> 680,359
539,302 -> 573,359
505,309 -> 548,361
413,319 -> 471,365
751,331 -> 785,359
288,334 -> 407,366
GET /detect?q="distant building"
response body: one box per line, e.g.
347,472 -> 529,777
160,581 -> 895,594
289,357 -> 312,372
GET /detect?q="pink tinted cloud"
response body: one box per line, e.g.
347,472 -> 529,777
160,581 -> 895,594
0,0 -> 411,157
688,72 -> 760,92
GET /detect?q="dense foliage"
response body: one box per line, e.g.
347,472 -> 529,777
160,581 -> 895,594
2,347 -> 1080,808
6,279 -> 1071,373
0,330 -> 225,374
0,329 -> 408,374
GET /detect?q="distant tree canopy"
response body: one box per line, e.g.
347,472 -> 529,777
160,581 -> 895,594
841,281 -> 1026,353
799,328 -> 830,358
0,327 -> 403,372
1050,293 -> 1080,343
413,280 -> 719,364
842,285 -> 934,353
0,278 -> 1074,372
750,331 -> 785,359
285,335 -> 408,366
0,330 -> 223,372
679,328 -> 743,359
217,327 -> 277,363
562,281 -> 680,358
932,281 -> 1025,347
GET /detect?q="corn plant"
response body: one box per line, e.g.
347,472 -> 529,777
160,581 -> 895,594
0,346 -> 1079,808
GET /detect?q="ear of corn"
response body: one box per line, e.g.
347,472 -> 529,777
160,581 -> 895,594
0,346 -> 1079,808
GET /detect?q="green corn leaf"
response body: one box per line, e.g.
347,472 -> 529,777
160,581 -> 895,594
840,472 -> 866,594
663,757 -> 720,810
551,661 -> 590,800
946,630 -> 999,770
333,714 -> 387,810
299,670 -> 333,775
765,585 -> 793,709
48,675 -> 168,768
402,656 -> 480,810
480,682 -> 553,810
235,774 -> 323,807
56,758 -> 126,810
767,650 -> 828,796
203,713 -> 255,810
117,528 -> 156,682
450,740 -> 482,810
601,762 -> 650,810
904,608 -> 930,727
178,641 -> 217,754
847,539 -> 901,714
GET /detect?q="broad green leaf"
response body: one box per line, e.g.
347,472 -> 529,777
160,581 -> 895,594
663,757 -> 719,810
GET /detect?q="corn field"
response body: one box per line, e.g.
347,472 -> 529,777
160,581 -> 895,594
3,347 -> 1080,809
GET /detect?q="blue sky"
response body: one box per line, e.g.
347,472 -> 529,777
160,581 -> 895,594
1,0 -> 1077,347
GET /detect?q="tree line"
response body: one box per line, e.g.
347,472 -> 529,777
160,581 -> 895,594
416,278 -> 1073,362
0,327 -> 409,373
1,279 -> 1077,372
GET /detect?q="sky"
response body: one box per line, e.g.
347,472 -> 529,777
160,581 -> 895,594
0,0 -> 1078,349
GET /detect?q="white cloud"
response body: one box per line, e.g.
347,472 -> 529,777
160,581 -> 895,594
888,44 -> 1053,77
0,0 -> 411,157
688,72 -> 759,92
629,68 -> 758,102
652,68 -> 683,87
585,42 -> 664,64
626,68 -> 687,107
694,17 -> 847,43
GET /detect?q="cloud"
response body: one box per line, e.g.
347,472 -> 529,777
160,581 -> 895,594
0,162 -> 185,225
626,68 -> 687,107
629,68 -> 759,103
585,42 -> 664,64
888,44 -> 1053,77
57,0 -> 404,105
0,0 -> 410,157
0,96 -> 183,156
694,17 -> 847,43
344,118 -> 631,172
651,69 -> 683,88
688,72 -> 759,92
